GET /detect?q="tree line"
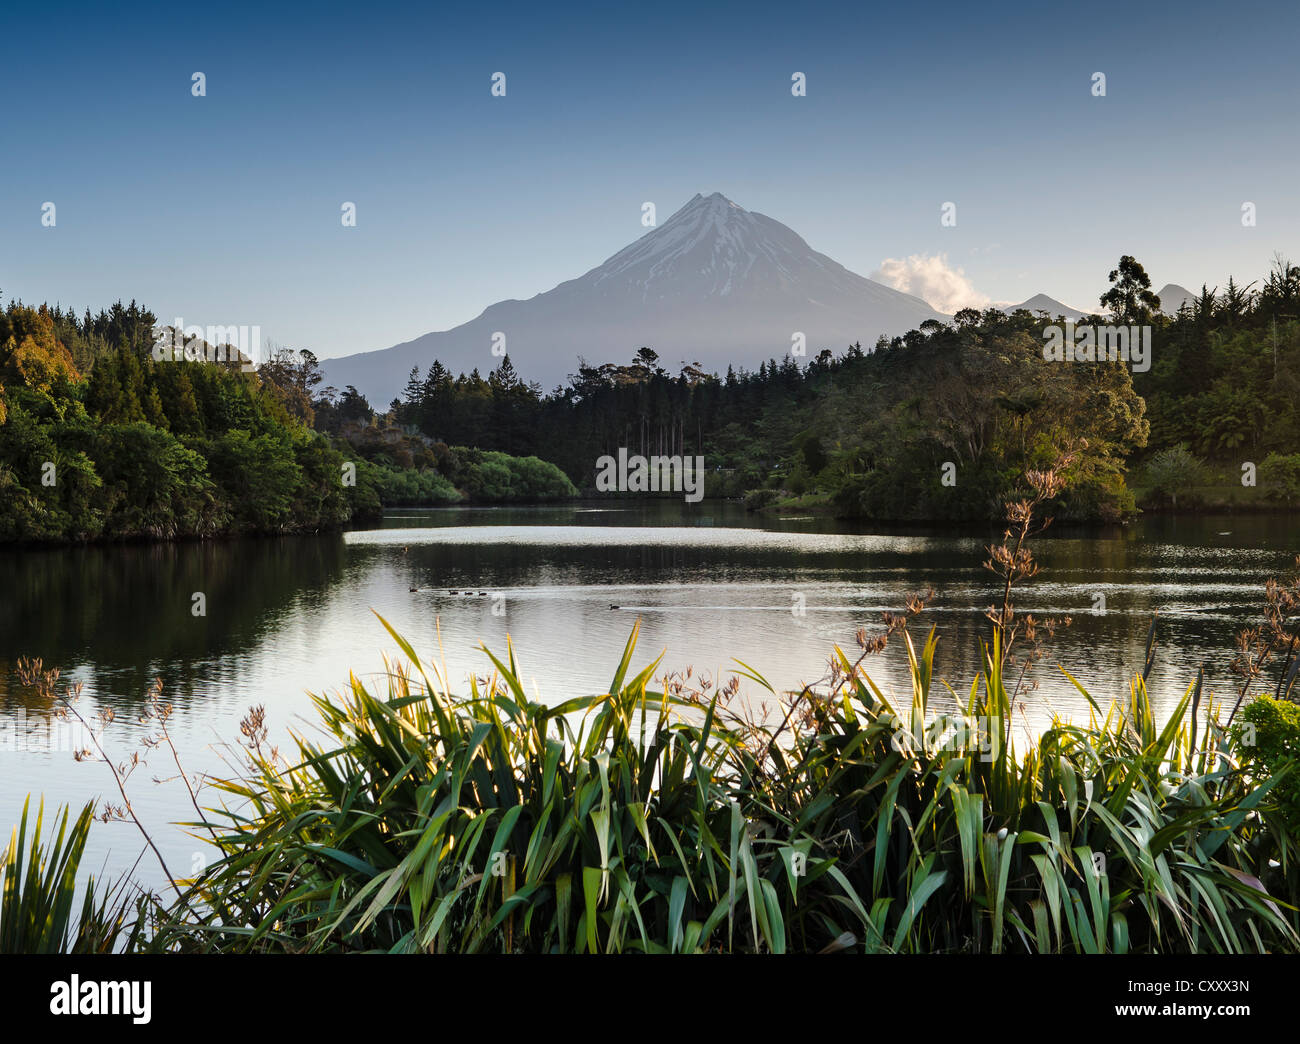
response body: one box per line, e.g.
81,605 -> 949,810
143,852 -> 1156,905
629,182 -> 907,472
370,254 -> 1299,519
0,300 -> 574,544
5,252 -> 1296,542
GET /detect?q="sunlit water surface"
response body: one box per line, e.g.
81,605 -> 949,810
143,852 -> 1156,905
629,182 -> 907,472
1,502 -> 1294,889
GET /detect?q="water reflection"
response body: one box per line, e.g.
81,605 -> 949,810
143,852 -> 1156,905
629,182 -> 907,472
0,502 -> 1294,887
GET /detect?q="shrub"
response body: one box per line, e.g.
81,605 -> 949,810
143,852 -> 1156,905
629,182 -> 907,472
141,619 -> 1298,954
442,447 -> 577,502
1260,453 -> 1300,507
0,799 -> 139,954
1235,695 -> 1300,816
1143,444 -> 1204,509
359,460 -> 461,506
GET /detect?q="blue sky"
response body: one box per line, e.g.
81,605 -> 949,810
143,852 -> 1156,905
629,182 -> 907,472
3,0 -> 1297,360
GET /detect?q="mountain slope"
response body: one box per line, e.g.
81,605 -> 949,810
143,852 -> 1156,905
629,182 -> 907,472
1155,283 -> 1196,315
322,193 -> 944,403
1000,293 -> 1089,321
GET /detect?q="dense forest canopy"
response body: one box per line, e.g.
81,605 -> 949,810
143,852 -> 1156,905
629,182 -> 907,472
0,300 -> 574,543
2,253 -> 1297,542
380,254 -> 1300,520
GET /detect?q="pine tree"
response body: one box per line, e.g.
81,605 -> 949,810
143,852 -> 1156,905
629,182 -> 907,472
403,366 -> 423,403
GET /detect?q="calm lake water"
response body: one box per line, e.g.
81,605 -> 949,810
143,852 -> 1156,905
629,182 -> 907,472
1,501 -> 1295,890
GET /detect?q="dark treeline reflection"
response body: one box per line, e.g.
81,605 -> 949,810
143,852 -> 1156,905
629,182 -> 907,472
1,504 -> 1293,729
352,505 -> 1298,720
0,535 -> 348,708
0,501 -> 1295,896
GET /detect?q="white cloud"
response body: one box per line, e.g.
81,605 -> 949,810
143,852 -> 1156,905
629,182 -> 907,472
870,253 -> 990,314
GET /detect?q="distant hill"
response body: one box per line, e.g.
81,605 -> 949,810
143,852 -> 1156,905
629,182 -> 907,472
999,294 -> 1089,321
321,192 -> 945,405
1155,283 -> 1196,315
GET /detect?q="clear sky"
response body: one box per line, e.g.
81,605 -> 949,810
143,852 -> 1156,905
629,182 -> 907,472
3,0 -> 1298,360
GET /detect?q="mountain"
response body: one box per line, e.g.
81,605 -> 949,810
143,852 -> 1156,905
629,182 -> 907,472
321,192 -> 945,404
998,285 -> 1198,323
1155,283 -> 1196,315
1000,293 -> 1089,321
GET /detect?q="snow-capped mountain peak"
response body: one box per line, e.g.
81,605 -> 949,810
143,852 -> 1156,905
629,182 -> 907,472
323,192 -> 945,401
590,192 -> 818,298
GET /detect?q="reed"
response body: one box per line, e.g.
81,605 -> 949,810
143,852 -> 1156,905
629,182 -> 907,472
0,798 -> 141,954
9,458 -> 1297,953
135,612 -> 1297,954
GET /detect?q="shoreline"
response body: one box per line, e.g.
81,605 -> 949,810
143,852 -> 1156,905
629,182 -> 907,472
3,494 -> 1297,551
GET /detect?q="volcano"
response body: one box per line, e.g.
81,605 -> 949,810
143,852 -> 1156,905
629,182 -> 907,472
321,192 -> 944,403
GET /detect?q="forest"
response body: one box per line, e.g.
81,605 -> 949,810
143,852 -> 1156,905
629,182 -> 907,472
384,254 -> 1300,521
2,254 -> 1297,543
0,300 -> 575,543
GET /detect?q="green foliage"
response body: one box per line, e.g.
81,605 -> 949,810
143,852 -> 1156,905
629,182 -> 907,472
135,620 -> 1298,954
392,322 -> 1153,521
1260,453 -> 1300,506
206,429 -> 304,531
1,799 -> 138,954
1141,444 -> 1205,509
384,255 -> 1300,520
819,322 -> 1149,521
354,459 -> 461,507
0,304 -> 81,391
1100,254 -> 1161,323
6,251 -> 1298,542
1235,696 -> 1300,817
1133,259 -> 1300,472
440,447 -> 579,502
0,298 -> 575,544
90,423 -> 217,537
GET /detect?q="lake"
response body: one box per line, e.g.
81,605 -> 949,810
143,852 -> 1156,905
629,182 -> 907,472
1,501 -> 1294,890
